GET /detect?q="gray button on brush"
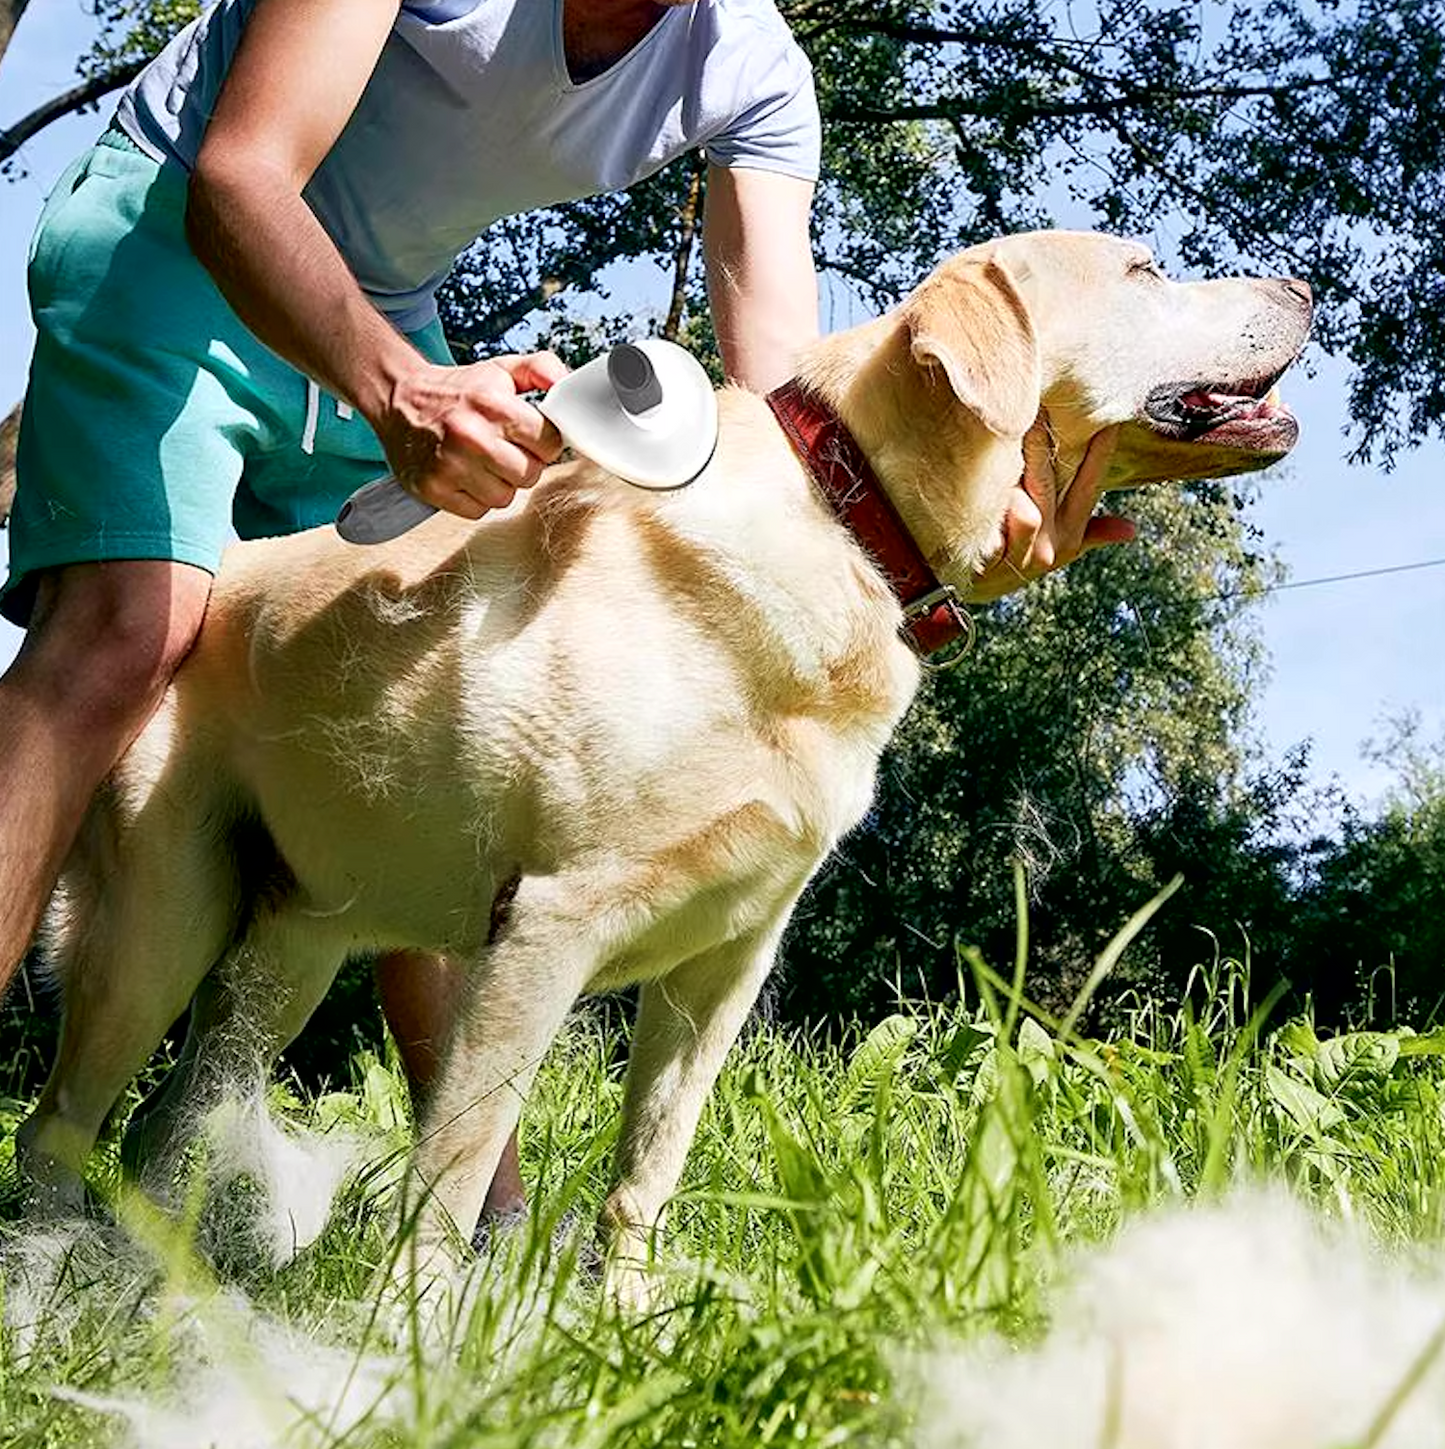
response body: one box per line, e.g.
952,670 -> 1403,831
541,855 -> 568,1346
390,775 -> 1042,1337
607,343 -> 664,415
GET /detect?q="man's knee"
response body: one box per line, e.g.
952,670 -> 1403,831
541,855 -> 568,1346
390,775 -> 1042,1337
9,560 -> 213,728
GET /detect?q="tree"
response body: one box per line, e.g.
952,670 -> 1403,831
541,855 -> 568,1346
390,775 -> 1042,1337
776,478 -> 1305,1024
1287,717 -> 1445,1025
6,1 -> 1445,460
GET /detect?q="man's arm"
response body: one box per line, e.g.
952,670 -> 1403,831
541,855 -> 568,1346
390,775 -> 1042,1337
702,164 -> 819,392
187,0 -> 562,518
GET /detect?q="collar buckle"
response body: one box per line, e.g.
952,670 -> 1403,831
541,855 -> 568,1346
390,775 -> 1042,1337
901,584 -> 975,669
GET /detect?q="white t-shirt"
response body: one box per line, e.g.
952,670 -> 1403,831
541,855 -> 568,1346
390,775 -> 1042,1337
115,0 -> 821,330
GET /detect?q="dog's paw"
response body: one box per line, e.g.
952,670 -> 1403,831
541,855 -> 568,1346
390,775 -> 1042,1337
601,1247 -> 663,1314
11,1159 -> 88,1223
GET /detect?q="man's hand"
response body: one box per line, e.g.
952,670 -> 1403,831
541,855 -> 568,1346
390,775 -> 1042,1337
967,420 -> 1134,602
376,351 -> 570,520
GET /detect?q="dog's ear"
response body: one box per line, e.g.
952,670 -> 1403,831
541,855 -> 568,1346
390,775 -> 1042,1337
904,257 -> 1040,439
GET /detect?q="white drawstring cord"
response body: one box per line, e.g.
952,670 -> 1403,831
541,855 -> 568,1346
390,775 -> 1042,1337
301,378 -> 320,455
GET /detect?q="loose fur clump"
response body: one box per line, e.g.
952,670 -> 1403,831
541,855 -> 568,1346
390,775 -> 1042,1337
198,1092 -> 367,1273
907,1190 -> 1445,1449
55,1290 -> 406,1449
1,1220 -> 158,1364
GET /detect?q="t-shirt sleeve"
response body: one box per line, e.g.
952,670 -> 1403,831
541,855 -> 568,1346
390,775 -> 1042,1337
704,42 -> 821,182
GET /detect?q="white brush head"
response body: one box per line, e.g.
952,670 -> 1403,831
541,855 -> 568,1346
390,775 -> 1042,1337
538,338 -> 718,490
335,338 -> 719,544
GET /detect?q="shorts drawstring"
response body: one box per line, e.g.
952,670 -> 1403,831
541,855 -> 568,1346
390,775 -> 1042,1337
300,382 -> 357,455
301,378 -> 320,456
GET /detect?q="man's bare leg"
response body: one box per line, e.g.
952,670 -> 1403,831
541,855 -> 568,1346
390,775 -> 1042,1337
374,947 -> 525,1215
0,560 -> 213,999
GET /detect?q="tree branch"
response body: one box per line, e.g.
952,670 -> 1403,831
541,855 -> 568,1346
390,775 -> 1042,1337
798,17 -> 1059,50
444,275 -> 570,354
826,75 -> 1334,127
1,401 -> 19,529
0,59 -> 146,166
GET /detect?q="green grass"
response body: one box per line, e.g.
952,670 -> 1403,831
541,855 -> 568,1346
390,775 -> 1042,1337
6,898 -> 1445,1447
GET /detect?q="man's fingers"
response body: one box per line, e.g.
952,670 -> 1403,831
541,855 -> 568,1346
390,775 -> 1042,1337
1019,415 -> 1058,515
454,434 -> 544,495
470,356 -> 566,462
998,484 -> 1045,566
493,349 -> 571,393
1057,425 -> 1120,534
449,474 -> 517,513
496,401 -> 563,462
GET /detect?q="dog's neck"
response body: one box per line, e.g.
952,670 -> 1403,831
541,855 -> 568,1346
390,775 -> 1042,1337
793,319 -> 1030,602
765,380 -> 972,658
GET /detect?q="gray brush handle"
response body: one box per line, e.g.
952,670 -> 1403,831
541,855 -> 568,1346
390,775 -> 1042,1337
335,475 -> 438,544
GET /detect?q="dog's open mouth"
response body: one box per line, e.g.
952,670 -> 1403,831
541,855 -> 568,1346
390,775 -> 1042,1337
1142,376 -> 1298,453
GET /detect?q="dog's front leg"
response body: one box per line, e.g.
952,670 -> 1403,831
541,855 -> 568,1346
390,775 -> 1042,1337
602,909 -> 795,1305
405,882 -> 595,1272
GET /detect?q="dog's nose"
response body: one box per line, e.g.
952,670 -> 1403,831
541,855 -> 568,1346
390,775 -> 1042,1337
1280,277 -> 1313,309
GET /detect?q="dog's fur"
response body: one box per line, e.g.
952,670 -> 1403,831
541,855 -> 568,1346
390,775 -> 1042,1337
17,233 -> 1311,1286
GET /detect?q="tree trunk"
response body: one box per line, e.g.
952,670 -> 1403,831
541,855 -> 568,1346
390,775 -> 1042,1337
0,401 -> 19,528
662,158 -> 705,341
0,0 -> 32,67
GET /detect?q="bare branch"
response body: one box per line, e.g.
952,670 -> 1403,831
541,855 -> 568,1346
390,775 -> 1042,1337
1,59 -> 145,166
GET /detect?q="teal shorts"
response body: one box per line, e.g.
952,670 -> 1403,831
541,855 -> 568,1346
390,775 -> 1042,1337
2,129 -> 451,627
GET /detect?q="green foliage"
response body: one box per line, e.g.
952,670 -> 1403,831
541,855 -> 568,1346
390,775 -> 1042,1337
59,0 -> 1445,453
1287,718 -> 1445,1024
9,946 -> 1445,1446
83,0 -> 199,72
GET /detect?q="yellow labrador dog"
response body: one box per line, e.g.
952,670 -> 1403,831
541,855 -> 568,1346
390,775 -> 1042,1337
17,232 -> 1311,1285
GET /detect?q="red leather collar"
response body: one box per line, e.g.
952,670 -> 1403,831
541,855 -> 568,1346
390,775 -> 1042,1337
766,379 -> 972,661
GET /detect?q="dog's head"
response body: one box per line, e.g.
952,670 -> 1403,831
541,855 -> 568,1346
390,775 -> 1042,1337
924,230 -> 1310,485
809,230 -> 1312,577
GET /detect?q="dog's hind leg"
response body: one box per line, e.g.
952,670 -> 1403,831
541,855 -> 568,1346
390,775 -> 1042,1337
16,788 -> 241,1216
120,902 -> 353,1203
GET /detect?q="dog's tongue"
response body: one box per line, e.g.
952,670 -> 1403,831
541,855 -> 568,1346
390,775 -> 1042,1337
1183,387 -> 1247,410
1182,386 -> 1284,420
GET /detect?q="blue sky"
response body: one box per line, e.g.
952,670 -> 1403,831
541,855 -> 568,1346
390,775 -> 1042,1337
1,1 -> 1442,812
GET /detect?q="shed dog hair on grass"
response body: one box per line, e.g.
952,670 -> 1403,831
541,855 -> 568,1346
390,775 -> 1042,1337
910,1190 -> 1445,1449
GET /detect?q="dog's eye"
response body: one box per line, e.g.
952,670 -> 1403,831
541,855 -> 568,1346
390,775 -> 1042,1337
1128,257 -> 1164,280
